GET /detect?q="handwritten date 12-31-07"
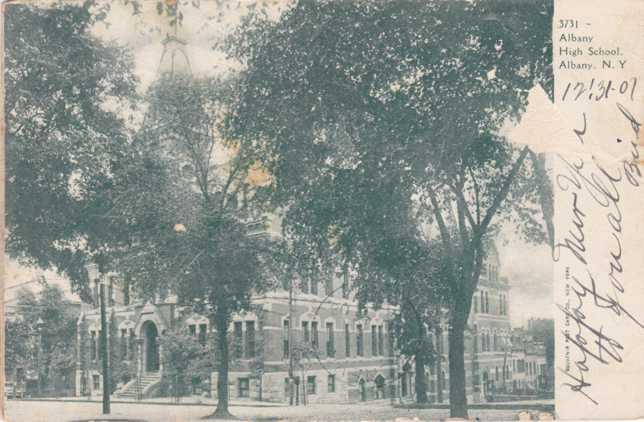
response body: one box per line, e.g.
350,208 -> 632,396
561,77 -> 637,102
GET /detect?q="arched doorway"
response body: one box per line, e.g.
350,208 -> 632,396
359,378 -> 367,401
374,375 -> 386,399
142,321 -> 160,372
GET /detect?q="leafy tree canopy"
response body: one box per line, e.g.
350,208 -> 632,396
5,3 -> 138,298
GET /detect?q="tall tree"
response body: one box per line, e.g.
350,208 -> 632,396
4,2 -> 138,297
228,0 -> 553,417
115,74 -> 277,418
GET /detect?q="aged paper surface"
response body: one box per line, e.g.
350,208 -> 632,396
0,0 -> 642,421
552,0 -> 644,420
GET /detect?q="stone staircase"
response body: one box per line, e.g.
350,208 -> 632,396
116,372 -> 161,400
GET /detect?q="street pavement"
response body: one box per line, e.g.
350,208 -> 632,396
5,400 -> 534,422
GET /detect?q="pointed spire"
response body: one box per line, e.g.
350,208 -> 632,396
158,33 -> 192,76
157,0 -> 192,77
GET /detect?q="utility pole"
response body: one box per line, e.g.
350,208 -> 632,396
87,262 -> 110,415
99,280 -> 111,414
288,275 -> 295,405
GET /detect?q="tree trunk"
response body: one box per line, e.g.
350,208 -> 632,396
414,348 -> 428,403
209,307 -> 233,419
448,310 -> 468,419
414,320 -> 428,404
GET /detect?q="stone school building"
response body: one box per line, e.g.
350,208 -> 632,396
75,273 -> 398,404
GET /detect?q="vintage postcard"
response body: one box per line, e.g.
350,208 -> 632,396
1,0 -> 642,421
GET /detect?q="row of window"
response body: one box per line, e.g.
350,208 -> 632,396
186,321 -> 258,359
282,321 -> 386,359
472,327 -> 509,353
473,291 -> 508,316
89,329 -> 136,362
481,263 -> 499,282
187,323 -> 209,346
238,374 -> 337,398
297,276 -> 350,299
513,359 -> 542,376
233,321 -> 256,359
91,277 -> 128,308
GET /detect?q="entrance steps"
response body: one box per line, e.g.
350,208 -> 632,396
115,372 -> 161,400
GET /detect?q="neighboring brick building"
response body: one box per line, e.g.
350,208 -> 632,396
403,244 -> 549,404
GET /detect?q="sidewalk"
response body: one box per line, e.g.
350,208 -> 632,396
15,395 -> 285,408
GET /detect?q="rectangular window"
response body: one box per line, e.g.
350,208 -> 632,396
245,321 -> 256,358
199,323 -> 207,346
90,331 -> 97,361
238,378 -> 249,398
356,324 -> 364,357
283,319 -> 289,358
300,278 -> 309,294
123,278 -> 130,306
325,275 -> 333,297
386,321 -> 394,355
473,325 -> 478,353
472,362 -> 480,386
342,272 -> 349,299
120,328 -> 128,360
128,329 -> 136,361
326,322 -> 335,357
378,325 -> 384,356
311,321 -> 319,349
480,291 -> 485,314
310,279 -> 318,295
97,330 -> 102,360
345,324 -> 351,357
306,376 -> 316,395
302,321 -> 310,344
371,325 -> 378,356
233,321 -> 243,359
189,324 -> 196,336
108,280 -> 114,306
327,374 -> 336,393
93,374 -> 100,391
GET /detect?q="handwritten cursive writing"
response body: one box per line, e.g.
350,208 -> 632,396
554,102 -> 642,405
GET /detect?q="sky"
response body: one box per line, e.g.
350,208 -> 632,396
496,227 -> 553,327
6,0 -> 553,328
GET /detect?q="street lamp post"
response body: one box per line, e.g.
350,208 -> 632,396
36,317 -> 44,397
86,262 -> 111,415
